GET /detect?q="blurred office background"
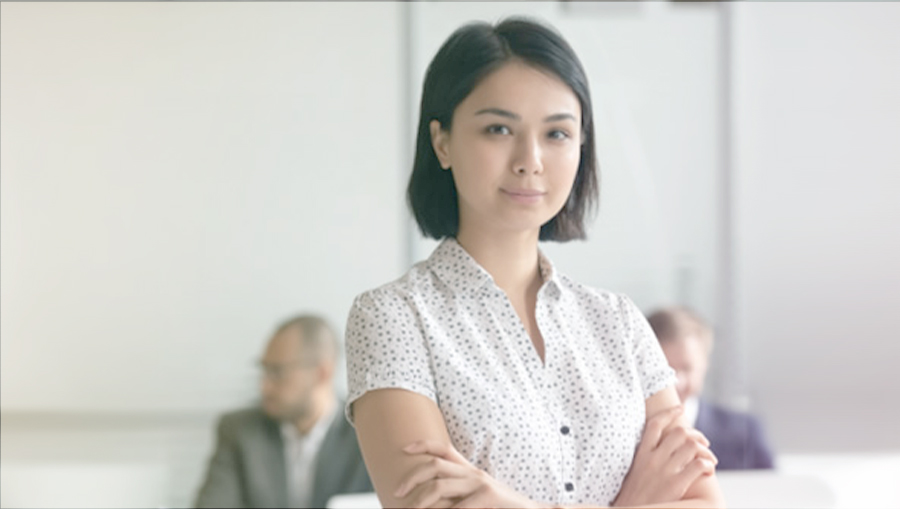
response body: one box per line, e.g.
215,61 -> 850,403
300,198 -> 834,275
1,2 -> 898,508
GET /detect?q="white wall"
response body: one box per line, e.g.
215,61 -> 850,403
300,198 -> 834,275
1,3 -> 404,506
732,2 -> 900,451
0,2 -> 404,413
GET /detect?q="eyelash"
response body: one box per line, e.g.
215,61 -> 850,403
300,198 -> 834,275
486,124 -> 511,135
485,125 -> 571,140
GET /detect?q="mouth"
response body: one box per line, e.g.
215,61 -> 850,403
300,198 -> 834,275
501,188 -> 547,204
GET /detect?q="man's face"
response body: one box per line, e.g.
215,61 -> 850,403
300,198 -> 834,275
259,328 -> 320,421
660,335 -> 710,403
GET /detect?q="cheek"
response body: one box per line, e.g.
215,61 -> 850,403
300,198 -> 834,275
550,146 -> 580,182
547,150 -> 581,207
451,141 -> 507,193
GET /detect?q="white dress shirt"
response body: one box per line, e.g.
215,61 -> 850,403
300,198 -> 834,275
280,403 -> 336,509
345,239 -> 676,506
683,395 -> 700,427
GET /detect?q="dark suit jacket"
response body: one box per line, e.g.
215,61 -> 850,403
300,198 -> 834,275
194,406 -> 372,508
695,399 -> 775,470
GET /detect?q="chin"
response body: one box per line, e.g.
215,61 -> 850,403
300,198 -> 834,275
496,209 -> 557,230
262,404 -> 282,419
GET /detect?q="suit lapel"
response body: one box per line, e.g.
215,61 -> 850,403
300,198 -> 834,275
311,411 -> 349,508
260,416 -> 290,508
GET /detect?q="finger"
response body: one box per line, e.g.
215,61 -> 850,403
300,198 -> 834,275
659,429 -> 717,469
404,440 -> 469,464
430,498 -> 455,509
669,441 -> 707,474
656,424 -> 693,457
672,457 -> 716,496
639,406 -> 684,454
692,428 -> 712,448
673,427 -> 710,448
395,457 -> 469,498
658,426 -> 712,459
406,478 -> 481,509
659,422 -> 707,442
451,487 -> 489,509
692,443 -> 718,466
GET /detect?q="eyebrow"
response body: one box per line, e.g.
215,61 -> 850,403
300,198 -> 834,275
474,108 -> 577,123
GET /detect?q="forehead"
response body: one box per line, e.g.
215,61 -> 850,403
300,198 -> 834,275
263,327 -> 303,361
661,336 -> 707,364
455,61 -> 581,120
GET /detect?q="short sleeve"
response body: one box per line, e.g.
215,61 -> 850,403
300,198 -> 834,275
618,294 -> 677,399
344,289 -> 437,425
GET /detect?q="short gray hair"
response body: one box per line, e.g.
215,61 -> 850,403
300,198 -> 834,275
273,313 -> 339,365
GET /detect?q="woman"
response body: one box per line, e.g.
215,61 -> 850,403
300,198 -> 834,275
345,18 -> 724,508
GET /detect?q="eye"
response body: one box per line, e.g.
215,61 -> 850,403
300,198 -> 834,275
548,129 -> 571,141
485,124 -> 511,135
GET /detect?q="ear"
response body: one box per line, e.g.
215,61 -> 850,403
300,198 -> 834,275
429,119 -> 452,170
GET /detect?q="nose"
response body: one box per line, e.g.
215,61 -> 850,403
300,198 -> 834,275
512,133 -> 543,176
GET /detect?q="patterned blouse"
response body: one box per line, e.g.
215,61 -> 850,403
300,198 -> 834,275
345,238 -> 675,506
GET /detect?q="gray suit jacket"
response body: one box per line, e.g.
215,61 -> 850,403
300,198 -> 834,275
194,406 -> 372,508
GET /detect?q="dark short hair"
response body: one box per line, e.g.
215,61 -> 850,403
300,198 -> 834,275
406,17 -> 599,241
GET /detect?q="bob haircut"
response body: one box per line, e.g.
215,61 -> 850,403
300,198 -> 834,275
407,17 -> 599,241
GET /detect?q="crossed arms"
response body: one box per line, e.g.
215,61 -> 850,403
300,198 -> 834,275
352,385 -> 725,508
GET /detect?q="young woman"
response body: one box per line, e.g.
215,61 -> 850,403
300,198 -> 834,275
344,18 -> 724,508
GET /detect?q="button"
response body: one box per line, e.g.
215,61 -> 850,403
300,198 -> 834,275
560,426 -> 570,435
565,482 -> 574,492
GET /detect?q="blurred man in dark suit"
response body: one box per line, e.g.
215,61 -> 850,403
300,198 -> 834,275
647,306 -> 775,470
195,314 -> 372,508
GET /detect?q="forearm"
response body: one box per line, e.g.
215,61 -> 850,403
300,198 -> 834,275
558,500 -> 718,509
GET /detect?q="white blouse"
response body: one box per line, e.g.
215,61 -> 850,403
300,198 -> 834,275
345,238 -> 676,506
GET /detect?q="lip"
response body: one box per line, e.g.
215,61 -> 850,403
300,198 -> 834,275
501,188 -> 547,204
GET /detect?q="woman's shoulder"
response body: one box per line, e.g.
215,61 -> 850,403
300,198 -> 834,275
555,271 -> 631,312
350,260 -> 437,312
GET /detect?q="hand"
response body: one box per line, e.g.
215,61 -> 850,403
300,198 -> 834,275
612,406 -> 718,507
394,440 -> 546,509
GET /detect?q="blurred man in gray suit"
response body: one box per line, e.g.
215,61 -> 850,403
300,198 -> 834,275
195,314 -> 372,508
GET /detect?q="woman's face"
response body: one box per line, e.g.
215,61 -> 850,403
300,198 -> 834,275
430,61 -> 582,238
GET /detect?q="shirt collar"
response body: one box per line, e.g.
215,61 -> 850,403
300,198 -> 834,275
427,237 -> 562,297
279,401 -> 336,444
683,396 -> 700,427
537,248 -> 563,297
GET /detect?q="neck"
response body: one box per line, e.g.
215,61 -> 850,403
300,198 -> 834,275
456,225 -> 542,295
292,387 -> 335,435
